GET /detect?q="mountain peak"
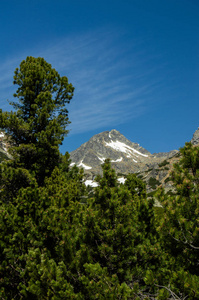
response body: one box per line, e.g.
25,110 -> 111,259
69,129 -> 181,192
109,129 -> 121,135
70,129 -> 156,178
91,129 -> 123,140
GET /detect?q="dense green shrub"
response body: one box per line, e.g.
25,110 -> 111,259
158,160 -> 169,167
148,177 -> 161,189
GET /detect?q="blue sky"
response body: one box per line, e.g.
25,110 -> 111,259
0,0 -> 198,154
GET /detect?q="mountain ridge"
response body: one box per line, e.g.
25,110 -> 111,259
69,128 -> 184,192
1,127 -> 198,193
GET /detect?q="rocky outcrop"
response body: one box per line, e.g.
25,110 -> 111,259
191,127 -> 199,145
0,131 -> 11,162
70,129 -> 179,192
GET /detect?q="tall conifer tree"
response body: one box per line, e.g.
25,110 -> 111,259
156,142 -> 199,298
0,56 -> 74,196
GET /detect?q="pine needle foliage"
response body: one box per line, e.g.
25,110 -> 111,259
0,56 -> 74,189
155,142 -> 199,299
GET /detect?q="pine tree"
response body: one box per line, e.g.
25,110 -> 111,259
70,160 -> 161,299
0,56 -> 74,193
156,142 -> 199,298
0,56 -> 84,298
0,165 -> 85,299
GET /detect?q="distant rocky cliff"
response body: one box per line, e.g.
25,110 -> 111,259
70,129 -> 181,192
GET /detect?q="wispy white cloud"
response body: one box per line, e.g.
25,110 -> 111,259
0,28 -> 163,133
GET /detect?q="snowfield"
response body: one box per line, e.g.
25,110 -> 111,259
77,160 -> 92,170
105,140 -> 148,158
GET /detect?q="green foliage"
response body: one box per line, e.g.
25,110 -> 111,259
0,165 -> 85,298
163,166 -> 169,170
164,177 -> 170,184
158,160 -> 169,167
0,151 -> 9,163
156,142 -> 199,298
0,164 -> 37,202
69,160 -> 162,298
143,168 -> 153,174
80,263 -> 133,299
0,56 -> 74,187
179,142 -> 199,177
148,177 -> 161,189
21,249 -> 79,299
124,173 -> 146,197
147,190 -> 156,197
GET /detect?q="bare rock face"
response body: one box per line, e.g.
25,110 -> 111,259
0,131 -> 11,162
70,129 -> 179,192
191,127 -> 199,145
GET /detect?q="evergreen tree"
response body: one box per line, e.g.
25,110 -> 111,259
124,173 -> 146,198
0,56 -> 82,298
156,142 -> 199,298
70,160 -> 161,299
0,165 -> 85,299
0,56 -> 74,191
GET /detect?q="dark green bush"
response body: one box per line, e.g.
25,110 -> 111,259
158,160 -> 169,167
148,177 -> 161,189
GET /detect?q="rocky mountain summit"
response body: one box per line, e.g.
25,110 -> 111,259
70,129 -> 180,192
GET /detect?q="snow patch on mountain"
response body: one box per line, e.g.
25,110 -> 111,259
97,156 -> 123,164
85,180 -> 98,187
78,160 -> 92,170
111,157 -> 123,163
98,156 -> 106,163
105,140 -> 148,158
85,177 -> 126,187
118,177 -> 126,184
